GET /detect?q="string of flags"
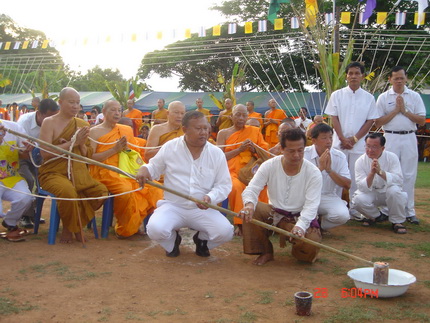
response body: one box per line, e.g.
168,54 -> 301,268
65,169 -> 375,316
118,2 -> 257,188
0,11 -> 426,51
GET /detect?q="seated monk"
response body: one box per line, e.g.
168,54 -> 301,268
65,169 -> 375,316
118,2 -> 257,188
145,101 -> 186,162
246,100 -> 263,128
264,99 -> 287,148
118,117 -> 147,160
217,104 -> 269,235
38,87 -> 108,243
123,99 -> 143,137
89,101 -> 163,239
151,98 -> 168,125
215,98 -> 233,131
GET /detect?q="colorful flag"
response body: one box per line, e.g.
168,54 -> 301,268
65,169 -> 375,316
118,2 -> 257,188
213,25 -> 221,36
0,42 -> 3,50
359,12 -> 369,24
13,41 -> 21,50
274,18 -> 284,30
128,84 -> 135,100
377,12 -> 388,24
198,27 -> 206,37
156,31 -> 163,40
228,23 -> 237,34
131,33 -> 137,42
258,20 -> 267,32
360,0 -> 376,23
22,40 -> 29,49
185,29 -> 191,38
4,42 -> 11,50
245,22 -> 253,34
341,12 -> 351,24
31,40 -> 38,48
325,13 -> 334,25
268,0 -> 290,23
291,17 -> 299,29
414,11 -> 426,25
395,11 -> 406,25
305,0 -> 318,27
42,40 -> 49,48
412,0 -> 428,27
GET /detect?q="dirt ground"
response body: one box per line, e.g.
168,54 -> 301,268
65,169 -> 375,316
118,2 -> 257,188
1,189 -> 429,323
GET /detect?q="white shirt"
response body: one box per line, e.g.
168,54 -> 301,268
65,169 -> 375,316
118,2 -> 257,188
295,117 -> 312,131
325,87 -> 379,153
355,150 -> 403,194
304,145 -> 350,197
95,113 -> 104,125
144,136 -> 232,209
0,120 -> 26,147
376,86 -> 426,131
16,112 -> 40,138
242,156 -> 322,231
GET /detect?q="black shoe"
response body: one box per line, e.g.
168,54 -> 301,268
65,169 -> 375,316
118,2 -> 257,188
375,212 -> 389,223
31,217 -> 45,224
406,216 -> 420,225
2,220 -> 18,231
19,216 -> 34,229
166,231 -> 182,257
193,231 -> 210,257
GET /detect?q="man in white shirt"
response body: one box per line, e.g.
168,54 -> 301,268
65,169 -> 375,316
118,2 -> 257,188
304,124 -> 351,231
295,107 -> 312,132
352,133 -> 407,234
375,66 -> 426,225
136,110 -> 233,258
17,98 -> 59,227
239,128 -> 322,265
324,62 -> 379,220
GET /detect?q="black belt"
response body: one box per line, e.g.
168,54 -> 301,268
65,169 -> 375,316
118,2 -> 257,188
384,130 -> 415,135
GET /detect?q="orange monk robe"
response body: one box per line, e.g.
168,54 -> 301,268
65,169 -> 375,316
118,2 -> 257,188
159,128 -> 184,145
124,109 -> 143,137
225,125 -> 269,225
248,111 -> 263,128
197,108 -> 211,122
218,110 -> 233,130
39,118 -> 108,233
134,137 -> 147,161
89,124 -> 163,237
154,109 -> 168,123
265,109 -> 287,148
0,108 -> 9,120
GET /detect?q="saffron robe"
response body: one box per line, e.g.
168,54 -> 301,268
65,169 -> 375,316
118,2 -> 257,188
89,125 -> 162,237
225,126 -> 269,224
38,118 -> 108,233
124,109 -> 143,136
264,109 -> 287,148
154,109 -> 168,124
218,110 -> 233,130
248,111 -> 263,128
159,128 -> 184,145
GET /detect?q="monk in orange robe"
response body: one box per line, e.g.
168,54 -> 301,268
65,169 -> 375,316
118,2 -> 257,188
217,104 -> 269,234
145,101 -> 185,162
195,98 -> 211,122
216,98 -> 234,131
123,99 -> 143,137
264,99 -> 287,148
39,87 -> 108,243
246,100 -> 263,128
151,98 -> 168,125
89,101 -> 163,238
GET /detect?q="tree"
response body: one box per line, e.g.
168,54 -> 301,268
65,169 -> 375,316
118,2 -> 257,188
69,66 -> 126,91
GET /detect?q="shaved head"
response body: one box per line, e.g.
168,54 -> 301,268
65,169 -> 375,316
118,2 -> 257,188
59,87 -> 79,100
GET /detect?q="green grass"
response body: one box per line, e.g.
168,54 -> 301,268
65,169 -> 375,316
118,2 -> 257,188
0,297 -> 38,315
324,305 -> 382,322
369,241 -> 407,250
256,291 -> 273,304
239,311 -> 257,323
371,256 -> 395,262
416,162 -> 430,189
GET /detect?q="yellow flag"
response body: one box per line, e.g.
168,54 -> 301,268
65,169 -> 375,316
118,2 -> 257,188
340,12 -> 351,24
131,33 -> 137,42
213,25 -> 221,36
22,41 -> 29,49
245,22 -> 253,34
61,39 -> 67,46
4,42 -> 11,50
414,12 -> 426,25
106,35 -> 111,43
274,18 -> 283,30
185,29 -> 191,38
305,0 -> 318,27
83,38 -> 88,46
156,31 -> 162,40
42,40 -> 49,48
377,12 -> 388,24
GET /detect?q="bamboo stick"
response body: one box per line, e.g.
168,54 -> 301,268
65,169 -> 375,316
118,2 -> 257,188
5,127 -> 374,265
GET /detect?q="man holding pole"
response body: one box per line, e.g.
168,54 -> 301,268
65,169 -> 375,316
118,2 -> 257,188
136,110 -> 233,258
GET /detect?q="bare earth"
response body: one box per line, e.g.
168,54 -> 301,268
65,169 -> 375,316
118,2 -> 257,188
1,189 -> 429,323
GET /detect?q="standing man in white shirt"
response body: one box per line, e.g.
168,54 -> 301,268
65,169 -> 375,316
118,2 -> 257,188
295,107 -> 312,132
324,62 -> 379,220
136,110 -> 233,258
352,133 -> 407,234
304,123 -> 351,231
375,66 -> 426,225
239,128 -> 322,265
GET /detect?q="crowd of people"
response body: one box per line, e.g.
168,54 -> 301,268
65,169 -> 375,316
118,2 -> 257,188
0,63 -> 427,266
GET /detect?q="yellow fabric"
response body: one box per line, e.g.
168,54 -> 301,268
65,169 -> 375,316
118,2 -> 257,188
89,124 -> 163,237
0,141 -> 24,188
159,128 -> 184,145
225,126 -> 269,224
219,110 -> 233,130
265,109 -> 287,148
197,108 -> 211,122
118,149 -> 143,177
38,118 -> 108,233
154,109 -> 168,123
124,109 -> 143,136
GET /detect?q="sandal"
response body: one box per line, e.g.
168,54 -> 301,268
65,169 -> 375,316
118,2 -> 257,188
0,228 -> 30,242
362,218 -> 376,227
392,223 -> 407,234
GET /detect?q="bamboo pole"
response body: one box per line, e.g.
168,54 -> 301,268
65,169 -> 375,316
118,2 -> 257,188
5,127 -> 373,265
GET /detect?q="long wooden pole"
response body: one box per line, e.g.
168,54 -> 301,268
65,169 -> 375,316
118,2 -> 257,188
6,127 -> 373,265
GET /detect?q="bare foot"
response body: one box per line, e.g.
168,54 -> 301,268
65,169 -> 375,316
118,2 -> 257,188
234,225 -> 242,237
252,253 -> 274,266
75,232 -> 87,243
60,228 -> 74,244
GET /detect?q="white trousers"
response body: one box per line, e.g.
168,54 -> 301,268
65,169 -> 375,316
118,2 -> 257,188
147,200 -> 234,253
352,186 -> 407,224
337,149 -> 362,215
384,132 -> 417,217
318,195 -> 350,230
0,180 -> 33,227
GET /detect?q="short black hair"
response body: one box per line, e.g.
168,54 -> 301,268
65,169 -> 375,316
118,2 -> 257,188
182,110 -> 205,127
280,128 -> 306,149
311,123 -> 333,139
39,98 -> 59,114
247,100 -> 254,106
92,105 -> 101,114
390,66 -> 406,77
365,133 -> 386,146
345,61 -> 365,74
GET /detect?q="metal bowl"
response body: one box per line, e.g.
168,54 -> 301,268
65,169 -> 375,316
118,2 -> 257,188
347,267 -> 416,298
